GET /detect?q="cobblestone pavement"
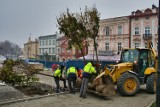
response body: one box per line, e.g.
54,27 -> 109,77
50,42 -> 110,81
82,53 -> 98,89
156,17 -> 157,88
0,88 -> 155,107
0,85 -> 27,102
0,70 -> 155,107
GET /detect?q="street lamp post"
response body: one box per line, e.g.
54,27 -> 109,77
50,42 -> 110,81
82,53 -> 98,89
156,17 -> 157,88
156,1 -> 160,106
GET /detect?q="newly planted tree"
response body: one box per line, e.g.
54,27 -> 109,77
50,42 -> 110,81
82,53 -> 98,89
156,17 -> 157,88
57,9 -> 87,62
83,6 -> 100,63
79,6 -> 100,73
57,6 -> 100,72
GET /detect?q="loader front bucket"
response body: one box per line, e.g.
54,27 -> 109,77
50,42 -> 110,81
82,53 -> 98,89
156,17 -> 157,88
88,70 -> 115,98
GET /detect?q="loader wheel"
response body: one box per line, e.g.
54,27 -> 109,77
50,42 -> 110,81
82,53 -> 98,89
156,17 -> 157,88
146,73 -> 156,94
117,72 -> 140,96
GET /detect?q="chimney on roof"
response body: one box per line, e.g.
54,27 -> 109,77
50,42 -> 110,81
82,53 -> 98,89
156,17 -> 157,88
152,4 -> 157,9
131,11 -> 135,15
28,37 -> 31,42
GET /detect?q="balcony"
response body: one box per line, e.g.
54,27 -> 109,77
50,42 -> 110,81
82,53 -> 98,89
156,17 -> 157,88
143,34 -> 152,40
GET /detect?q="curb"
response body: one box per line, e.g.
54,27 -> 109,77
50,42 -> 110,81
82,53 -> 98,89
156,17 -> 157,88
147,101 -> 155,107
0,91 -> 69,106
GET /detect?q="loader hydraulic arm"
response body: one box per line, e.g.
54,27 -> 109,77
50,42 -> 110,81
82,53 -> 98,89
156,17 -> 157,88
148,42 -> 158,70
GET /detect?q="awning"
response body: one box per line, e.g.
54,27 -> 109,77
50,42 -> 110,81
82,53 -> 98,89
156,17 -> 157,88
79,54 -> 120,61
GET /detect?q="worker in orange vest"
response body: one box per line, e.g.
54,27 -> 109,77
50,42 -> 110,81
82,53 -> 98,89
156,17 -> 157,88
76,67 -> 83,79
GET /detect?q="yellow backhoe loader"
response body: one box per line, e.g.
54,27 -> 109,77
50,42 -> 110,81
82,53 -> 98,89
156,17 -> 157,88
92,42 -> 157,96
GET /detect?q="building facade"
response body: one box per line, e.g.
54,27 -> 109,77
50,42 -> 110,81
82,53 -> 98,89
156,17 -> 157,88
88,16 -> 130,55
38,34 -> 63,61
130,4 -> 158,50
57,36 -> 87,61
23,37 -> 39,59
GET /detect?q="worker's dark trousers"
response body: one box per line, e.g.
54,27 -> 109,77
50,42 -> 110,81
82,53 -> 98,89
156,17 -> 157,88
80,78 -> 89,97
60,77 -> 67,88
54,77 -> 60,93
68,77 -> 77,94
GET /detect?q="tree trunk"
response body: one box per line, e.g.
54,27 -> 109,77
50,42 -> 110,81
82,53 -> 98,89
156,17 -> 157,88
93,38 -> 99,74
93,38 -> 99,63
78,43 -> 86,64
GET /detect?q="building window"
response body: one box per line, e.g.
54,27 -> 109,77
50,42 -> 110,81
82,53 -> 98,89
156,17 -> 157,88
53,40 -> 55,45
46,40 -> 48,45
62,48 -> 65,53
145,26 -> 150,34
135,43 -> 139,48
57,48 -> 60,54
42,48 -> 44,53
67,50 -> 70,53
43,41 -> 45,46
105,43 -> 109,51
39,48 -> 41,54
118,43 -> 122,51
118,26 -> 122,35
145,16 -> 149,20
52,48 -> 55,54
49,40 -> 51,45
57,42 -> 60,46
45,48 -> 48,53
104,26 -> 110,36
135,27 -> 139,35
145,43 -> 148,48
49,48 -> 51,53
135,18 -> 139,21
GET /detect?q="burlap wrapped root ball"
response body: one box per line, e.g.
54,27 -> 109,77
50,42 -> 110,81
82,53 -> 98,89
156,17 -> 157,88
76,77 -> 82,88
95,84 -> 105,93
88,77 -> 103,90
88,82 -> 96,90
102,84 -> 115,97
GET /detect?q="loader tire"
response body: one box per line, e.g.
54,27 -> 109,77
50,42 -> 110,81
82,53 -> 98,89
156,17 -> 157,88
117,72 -> 140,96
146,73 -> 156,94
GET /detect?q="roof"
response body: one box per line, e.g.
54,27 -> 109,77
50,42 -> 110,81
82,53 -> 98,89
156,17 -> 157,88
56,36 -> 66,41
39,34 -> 57,39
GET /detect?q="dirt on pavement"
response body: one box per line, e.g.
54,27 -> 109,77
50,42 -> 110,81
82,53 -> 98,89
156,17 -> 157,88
0,70 -> 156,107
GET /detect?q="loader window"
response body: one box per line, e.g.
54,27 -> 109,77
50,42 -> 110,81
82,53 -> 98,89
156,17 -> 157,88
121,50 -> 139,63
138,50 -> 149,76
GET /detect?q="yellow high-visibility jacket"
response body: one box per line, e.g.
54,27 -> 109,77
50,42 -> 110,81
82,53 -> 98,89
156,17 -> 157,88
53,68 -> 61,77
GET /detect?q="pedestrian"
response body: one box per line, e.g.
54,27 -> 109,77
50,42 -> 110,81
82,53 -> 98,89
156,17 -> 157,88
80,62 -> 96,98
67,66 -> 78,94
53,65 -> 61,93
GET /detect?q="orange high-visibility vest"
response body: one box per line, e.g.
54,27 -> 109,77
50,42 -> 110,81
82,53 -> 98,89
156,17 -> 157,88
78,69 -> 83,78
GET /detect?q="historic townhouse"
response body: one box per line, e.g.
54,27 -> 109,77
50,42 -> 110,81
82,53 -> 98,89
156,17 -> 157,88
130,4 -> 158,50
24,37 -> 39,59
57,36 -> 87,61
38,34 -> 63,61
88,16 -> 130,55
24,5 -> 158,61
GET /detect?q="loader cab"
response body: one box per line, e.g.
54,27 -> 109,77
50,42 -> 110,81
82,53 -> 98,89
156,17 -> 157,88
120,49 -> 139,63
137,49 -> 154,77
120,48 -> 154,77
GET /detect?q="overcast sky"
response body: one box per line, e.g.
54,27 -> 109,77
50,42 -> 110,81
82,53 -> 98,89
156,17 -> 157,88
0,0 -> 158,47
